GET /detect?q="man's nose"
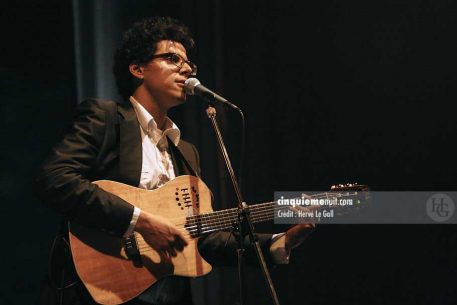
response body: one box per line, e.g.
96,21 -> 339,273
180,62 -> 193,75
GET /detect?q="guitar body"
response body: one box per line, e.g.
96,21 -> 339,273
69,175 -> 213,305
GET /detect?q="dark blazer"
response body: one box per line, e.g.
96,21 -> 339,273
35,99 -> 273,305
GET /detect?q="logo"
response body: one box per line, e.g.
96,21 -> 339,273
426,193 -> 455,222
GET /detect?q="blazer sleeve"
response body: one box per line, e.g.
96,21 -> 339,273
34,99 -> 134,237
198,231 -> 274,267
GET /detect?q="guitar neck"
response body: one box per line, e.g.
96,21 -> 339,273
184,191 -> 354,238
184,202 -> 274,238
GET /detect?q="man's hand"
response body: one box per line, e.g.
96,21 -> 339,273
135,211 -> 188,258
285,223 -> 315,252
285,193 -> 318,252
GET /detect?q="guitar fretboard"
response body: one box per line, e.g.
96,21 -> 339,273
184,191 -> 362,237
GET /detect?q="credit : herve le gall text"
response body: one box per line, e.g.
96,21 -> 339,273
277,209 -> 335,218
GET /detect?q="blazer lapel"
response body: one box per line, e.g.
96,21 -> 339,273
117,101 -> 142,186
168,137 -> 199,177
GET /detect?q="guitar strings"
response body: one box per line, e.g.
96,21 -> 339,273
169,192 -> 361,229
135,209 -> 311,252
133,192 -> 364,251
164,191 -> 359,225
136,209 -> 272,251
138,208 -> 273,243
135,207 -> 319,252
136,205 -> 356,252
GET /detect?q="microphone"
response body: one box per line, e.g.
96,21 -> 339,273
184,78 -> 239,110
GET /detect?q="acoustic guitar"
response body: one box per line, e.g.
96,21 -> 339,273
69,175 -> 367,305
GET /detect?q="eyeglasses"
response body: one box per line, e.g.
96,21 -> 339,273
150,52 -> 197,76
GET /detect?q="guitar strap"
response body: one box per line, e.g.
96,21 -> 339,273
167,136 -> 200,178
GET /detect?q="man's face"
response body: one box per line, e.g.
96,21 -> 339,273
140,40 -> 193,108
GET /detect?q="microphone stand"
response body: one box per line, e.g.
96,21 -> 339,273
204,103 -> 281,305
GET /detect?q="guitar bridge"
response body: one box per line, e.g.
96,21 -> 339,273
124,234 -> 142,267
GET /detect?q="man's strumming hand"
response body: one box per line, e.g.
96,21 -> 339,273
135,211 -> 188,258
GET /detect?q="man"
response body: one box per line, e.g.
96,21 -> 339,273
35,16 -> 314,305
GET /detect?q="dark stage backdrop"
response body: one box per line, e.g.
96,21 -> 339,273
1,1 -> 456,305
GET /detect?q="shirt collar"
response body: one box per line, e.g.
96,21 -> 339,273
129,96 -> 181,147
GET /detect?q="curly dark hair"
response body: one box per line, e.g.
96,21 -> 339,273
113,16 -> 195,99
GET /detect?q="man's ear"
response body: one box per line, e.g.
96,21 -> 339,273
129,64 -> 144,79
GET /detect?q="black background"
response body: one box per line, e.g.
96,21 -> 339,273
1,1 -> 456,305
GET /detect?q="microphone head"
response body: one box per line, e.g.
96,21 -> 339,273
184,78 -> 201,95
